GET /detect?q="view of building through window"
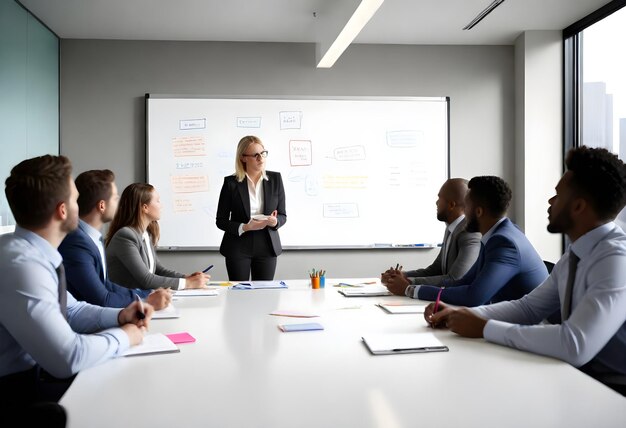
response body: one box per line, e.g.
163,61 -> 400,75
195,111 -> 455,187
582,6 -> 626,157
582,5 -> 626,227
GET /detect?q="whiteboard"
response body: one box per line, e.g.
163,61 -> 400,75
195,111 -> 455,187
146,95 -> 449,250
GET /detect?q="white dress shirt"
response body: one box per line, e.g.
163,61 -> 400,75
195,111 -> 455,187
80,219 -> 107,279
238,172 -> 269,236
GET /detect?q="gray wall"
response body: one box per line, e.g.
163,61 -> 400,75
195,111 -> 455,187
60,40 -> 514,280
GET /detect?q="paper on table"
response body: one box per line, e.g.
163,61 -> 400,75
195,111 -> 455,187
278,322 -> 324,332
207,281 -> 235,287
152,304 -> 181,319
338,286 -> 391,297
376,303 -> 427,314
270,309 -> 320,318
174,288 -> 219,297
362,333 -> 448,355
165,332 -> 196,344
232,281 -> 287,289
122,332 -> 180,357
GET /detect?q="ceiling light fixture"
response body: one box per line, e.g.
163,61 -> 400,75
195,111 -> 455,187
317,0 -> 385,68
463,0 -> 506,30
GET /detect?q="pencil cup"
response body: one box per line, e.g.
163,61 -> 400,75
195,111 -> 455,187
319,275 -> 325,288
311,276 -> 320,289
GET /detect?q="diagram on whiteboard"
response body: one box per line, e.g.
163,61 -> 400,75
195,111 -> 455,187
147,96 -> 449,249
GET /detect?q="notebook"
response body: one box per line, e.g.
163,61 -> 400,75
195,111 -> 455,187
338,287 -> 391,297
362,333 -> 448,355
174,288 -> 219,297
278,322 -> 324,332
376,303 -> 427,314
122,333 -> 180,357
232,281 -> 288,289
152,304 -> 181,319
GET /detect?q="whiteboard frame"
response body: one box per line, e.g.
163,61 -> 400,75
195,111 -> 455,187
145,94 -> 450,251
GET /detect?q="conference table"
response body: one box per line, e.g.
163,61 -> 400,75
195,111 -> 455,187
59,279 -> 626,428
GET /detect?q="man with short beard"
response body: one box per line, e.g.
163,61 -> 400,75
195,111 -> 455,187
404,175 -> 548,306
429,146 -> 626,396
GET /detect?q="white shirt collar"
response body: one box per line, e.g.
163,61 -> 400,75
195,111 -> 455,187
79,219 -> 102,243
570,222 -> 616,259
447,214 -> 465,234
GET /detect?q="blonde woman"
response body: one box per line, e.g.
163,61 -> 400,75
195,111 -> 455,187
106,183 -> 210,290
216,136 -> 287,281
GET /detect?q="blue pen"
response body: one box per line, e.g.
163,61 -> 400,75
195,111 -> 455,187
202,265 -> 214,273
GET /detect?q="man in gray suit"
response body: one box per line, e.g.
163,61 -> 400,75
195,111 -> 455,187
382,178 -> 481,295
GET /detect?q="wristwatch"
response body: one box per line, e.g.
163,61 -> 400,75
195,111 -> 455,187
405,284 -> 416,298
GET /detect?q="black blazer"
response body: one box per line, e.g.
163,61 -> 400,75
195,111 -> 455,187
216,171 -> 287,258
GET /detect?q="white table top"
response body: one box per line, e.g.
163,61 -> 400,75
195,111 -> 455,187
60,279 -> 626,428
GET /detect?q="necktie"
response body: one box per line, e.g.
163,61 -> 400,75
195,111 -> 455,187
561,252 -> 580,321
56,263 -> 68,319
441,228 -> 451,272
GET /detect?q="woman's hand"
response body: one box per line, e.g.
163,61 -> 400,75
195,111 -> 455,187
185,272 -> 210,289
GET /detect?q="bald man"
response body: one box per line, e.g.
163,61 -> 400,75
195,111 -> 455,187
382,178 -> 481,295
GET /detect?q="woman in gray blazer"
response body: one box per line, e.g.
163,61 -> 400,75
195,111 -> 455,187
105,183 -> 209,291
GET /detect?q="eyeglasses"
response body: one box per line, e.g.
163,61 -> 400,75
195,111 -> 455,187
242,150 -> 268,160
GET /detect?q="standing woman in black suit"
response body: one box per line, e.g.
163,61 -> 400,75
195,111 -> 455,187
216,135 -> 287,281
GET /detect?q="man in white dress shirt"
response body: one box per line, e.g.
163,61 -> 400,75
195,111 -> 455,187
428,146 -> 626,396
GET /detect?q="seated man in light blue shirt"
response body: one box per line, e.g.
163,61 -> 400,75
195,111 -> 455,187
0,155 -> 154,424
428,146 -> 626,396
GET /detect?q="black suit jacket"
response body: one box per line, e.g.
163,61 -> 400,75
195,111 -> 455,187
216,171 -> 287,258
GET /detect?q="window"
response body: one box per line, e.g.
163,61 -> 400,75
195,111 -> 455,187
564,0 -> 626,230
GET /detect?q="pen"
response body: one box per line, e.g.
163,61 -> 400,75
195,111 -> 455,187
134,294 -> 146,320
433,287 -> 444,313
202,265 -> 214,273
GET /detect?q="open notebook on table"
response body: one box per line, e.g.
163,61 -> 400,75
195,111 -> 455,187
362,333 -> 449,355
122,332 -> 180,357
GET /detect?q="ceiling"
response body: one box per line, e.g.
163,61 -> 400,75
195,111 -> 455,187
20,0 -> 611,46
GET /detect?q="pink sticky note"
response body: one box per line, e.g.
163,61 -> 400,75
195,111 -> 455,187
166,332 -> 196,344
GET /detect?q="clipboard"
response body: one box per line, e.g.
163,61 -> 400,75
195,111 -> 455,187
338,287 -> 391,297
361,333 -> 448,355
